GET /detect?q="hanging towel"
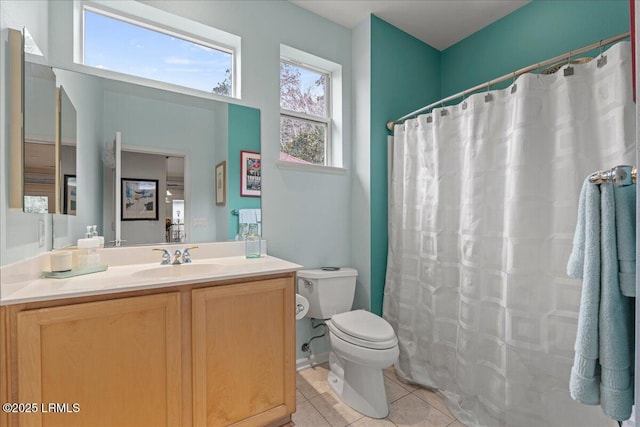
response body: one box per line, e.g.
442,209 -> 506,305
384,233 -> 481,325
568,180 -> 635,421
568,178 -> 601,406
598,184 -> 634,421
615,185 -> 636,297
238,209 -> 258,224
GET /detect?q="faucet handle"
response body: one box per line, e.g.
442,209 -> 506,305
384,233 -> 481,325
172,249 -> 183,265
182,246 -> 198,263
152,248 -> 171,265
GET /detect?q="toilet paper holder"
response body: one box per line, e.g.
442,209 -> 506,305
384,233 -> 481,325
295,294 -> 309,320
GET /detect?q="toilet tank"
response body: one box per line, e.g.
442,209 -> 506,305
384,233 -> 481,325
297,268 -> 358,319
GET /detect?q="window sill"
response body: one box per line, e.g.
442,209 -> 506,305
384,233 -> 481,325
276,160 -> 347,175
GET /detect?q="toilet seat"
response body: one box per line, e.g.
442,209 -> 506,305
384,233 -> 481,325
328,310 -> 398,350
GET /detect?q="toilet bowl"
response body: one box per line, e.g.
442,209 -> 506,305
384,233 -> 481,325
326,310 -> 399,418
297,268 -> 399,419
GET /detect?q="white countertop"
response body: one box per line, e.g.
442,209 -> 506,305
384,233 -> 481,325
1,245 -> 302,305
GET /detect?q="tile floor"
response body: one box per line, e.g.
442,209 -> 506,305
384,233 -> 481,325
293,364 -> 465,427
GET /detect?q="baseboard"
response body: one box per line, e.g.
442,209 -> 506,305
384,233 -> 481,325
296,351 -> 329,371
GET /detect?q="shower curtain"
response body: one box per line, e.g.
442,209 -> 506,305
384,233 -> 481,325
384,42 -> 636,427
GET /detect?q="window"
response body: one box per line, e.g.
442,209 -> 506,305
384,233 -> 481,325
279,60 -> 331,166
79,3 -> 237,97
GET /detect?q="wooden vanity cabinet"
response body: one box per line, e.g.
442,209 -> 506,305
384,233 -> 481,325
192,278 -> 295,427
0,273 -> 296,427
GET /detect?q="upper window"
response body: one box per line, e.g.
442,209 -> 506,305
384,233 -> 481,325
80,5 -> 235,97
279,60 -> 331,166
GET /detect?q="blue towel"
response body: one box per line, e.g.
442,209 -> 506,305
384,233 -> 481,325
615,185 -> 636,297
568,179 -> 635,421
568,179 -> 601,406
598,184 -> 634,420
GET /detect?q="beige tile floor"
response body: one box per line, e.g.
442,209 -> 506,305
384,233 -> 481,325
293,364 -> 466,427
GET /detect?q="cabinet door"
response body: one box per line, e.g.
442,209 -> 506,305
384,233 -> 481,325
192,278 -> 295,427
17,293 -> 182,427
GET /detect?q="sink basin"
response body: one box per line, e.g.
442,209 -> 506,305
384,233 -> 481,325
132,263 -> 220,279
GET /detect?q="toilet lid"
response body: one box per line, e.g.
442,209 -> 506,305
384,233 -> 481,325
330,310 -> 397,343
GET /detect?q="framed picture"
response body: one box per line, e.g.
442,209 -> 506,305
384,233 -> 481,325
215,161 -> 226,206
121,178 -> 159,221
240,151 -> 261,197
63,175 -> 77,215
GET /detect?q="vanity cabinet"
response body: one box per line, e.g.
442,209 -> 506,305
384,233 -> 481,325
14,293 -> 182,427
0,273 -> 296,427
192,278 -> 295,427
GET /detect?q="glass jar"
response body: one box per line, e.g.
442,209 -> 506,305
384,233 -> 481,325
245,224 -> 261,258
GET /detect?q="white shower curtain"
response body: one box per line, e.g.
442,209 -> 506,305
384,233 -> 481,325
384,42 -> 635,427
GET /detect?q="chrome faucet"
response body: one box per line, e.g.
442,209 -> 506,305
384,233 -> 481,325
153,248 -> 171,265
153,246 -> 198,265
182,246 -> 198,263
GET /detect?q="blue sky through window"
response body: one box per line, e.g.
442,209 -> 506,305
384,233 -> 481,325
84,10 -> 232,95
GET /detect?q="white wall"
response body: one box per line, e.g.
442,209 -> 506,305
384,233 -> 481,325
351,18 -> 372,312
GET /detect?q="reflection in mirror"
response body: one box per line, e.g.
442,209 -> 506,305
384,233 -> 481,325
119,151 -> 185,246
59,87 -> 77,215
165,156 -> 185,243
23,61 -> 57,214
41,67 -> 261,248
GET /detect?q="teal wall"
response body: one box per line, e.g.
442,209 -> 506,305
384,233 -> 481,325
370,1 -> 630,316
227,104 -> 261,240
441,0 -> 630,97
370,15 -> 441,315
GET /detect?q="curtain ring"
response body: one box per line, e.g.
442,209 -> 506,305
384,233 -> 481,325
599,39 -> 604,57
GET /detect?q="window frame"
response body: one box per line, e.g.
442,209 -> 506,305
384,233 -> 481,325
74,0 -> 240,99
279,58 -> 333,167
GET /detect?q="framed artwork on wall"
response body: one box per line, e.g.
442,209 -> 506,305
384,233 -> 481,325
215,160 -> 226,206
121,178 -> 159,221
240,151 -> 261,197
63,175 -> 77,215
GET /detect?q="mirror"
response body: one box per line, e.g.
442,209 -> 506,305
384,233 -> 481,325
22,61 -> 78,216
48,67 -> 261,247
59,87 -> 77,215
23,61 -> 58,214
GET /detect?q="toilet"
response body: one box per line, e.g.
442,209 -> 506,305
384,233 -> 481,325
297,268 -> 399,419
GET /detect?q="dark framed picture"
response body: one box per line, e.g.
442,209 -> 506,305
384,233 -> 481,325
63,175 -> 77,215
240,151 -> 261,197
215,161 -> 226,206
121,178 -> 159,221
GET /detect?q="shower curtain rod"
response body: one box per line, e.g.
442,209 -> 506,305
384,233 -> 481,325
386,31 -> 631,131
